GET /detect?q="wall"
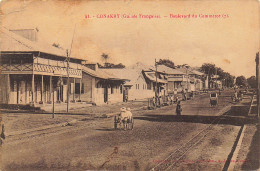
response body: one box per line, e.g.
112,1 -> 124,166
80,73 -> 93,102
128,76 -> 154,100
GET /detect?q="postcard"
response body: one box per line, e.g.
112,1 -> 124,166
0,0 -> 259,170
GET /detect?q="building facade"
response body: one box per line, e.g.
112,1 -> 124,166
0,27 -> 83,105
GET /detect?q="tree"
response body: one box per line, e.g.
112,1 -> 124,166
98,62 -> 125,68
101,53 -> 109,63
236,76 -> 248,87
247,76 -> 257,88
200,63 -> 216,76
200,63 -> 235,87
157,59 -> 175,69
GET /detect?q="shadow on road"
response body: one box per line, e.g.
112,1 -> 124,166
95,128 -> 117,131
134,106 -> 257,126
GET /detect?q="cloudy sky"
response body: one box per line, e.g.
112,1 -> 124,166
1,0 -> 259,77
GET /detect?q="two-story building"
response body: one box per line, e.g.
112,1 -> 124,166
0,27 -> 84,105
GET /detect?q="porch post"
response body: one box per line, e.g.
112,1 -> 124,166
32,74 -> 34,103
41,75 -> 44,102
49,76 -> 52,102
79,78 -> 82,100
25,79 -> 27,104
73,78 -> 75,101
7,74 -> 10,104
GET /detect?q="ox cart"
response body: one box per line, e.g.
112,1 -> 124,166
114,108 -> 134,130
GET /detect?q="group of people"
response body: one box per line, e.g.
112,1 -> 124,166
151,95 -> 180,108
232,90 -> 244,102
149,95 -> 182,115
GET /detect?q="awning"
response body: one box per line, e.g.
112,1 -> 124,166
144,72 -> 167,84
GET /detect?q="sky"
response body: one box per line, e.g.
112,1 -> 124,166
1,0 -> 259,77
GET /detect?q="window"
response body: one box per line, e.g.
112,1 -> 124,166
75,83 -> 80,94
75,83 -> 84,94
136,84 -> 138,89
147,82 -> 151,90
81,83 -> 84,93
111,87 -> 114,94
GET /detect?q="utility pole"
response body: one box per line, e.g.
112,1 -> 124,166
52,80 -> 55,118
66,49 -> 70,113
255,52 -> 259,118
155,59 -> 158,109
185,67 -> 188,99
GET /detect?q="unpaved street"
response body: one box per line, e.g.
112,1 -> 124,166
1,90 -> 247,170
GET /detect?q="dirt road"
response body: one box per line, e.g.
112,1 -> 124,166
1,90 -> 245,170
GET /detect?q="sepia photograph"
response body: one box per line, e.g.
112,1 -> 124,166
0,0 -> 259,170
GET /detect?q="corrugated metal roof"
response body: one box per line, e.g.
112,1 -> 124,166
157,65 -> 185,75
82,66 -> 128,81
143,72 -> 167,84
0,27 -> 67,57
99,68 -> 136,84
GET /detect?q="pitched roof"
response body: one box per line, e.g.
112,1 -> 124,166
143,72 -> 168,84
190,69 -> 204,76
157,65 -> 185,75
99,68 -> 137,85
83,66 -> 128,81
0,26 -> 66,57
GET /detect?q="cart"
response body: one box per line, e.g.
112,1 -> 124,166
210,92 -> 218,106
114,114 -> 134,130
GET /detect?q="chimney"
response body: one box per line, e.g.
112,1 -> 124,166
10,28 -> 38,41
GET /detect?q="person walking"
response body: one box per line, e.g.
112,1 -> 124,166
176,101 -> 182,116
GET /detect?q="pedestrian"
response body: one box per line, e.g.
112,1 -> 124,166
152,97 -> 156,108
0,124 -> 5,145
176,101 -> 182,116
170,95 -> 174,105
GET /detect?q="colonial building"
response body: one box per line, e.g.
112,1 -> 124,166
175,66 -> 205,92
82,64 -> 127,104
0,27 -> 84,105
99,68 -> 155,101
156,65 -> 186,93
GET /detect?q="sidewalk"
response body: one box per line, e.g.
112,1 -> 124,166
232,123 -> 259,171
229,94 -> 259,171
1,100 -> 149,135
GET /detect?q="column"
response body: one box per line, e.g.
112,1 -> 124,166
79,78 -> 82,100
7,74 -> 10,104
49,76 -> 52,103
32,74 -> 34,103
73,78 -> 75,101
25,79 -> 27,104
41,75 -> 44,102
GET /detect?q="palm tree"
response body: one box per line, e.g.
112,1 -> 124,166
101,53 -> 109,63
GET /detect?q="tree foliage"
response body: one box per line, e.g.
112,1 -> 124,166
200,63 -> 216,76
101,53 -> 109,63
98,62 -> 125,68
199,63 -> 235,87
247,76 -> 257,88
157,59 -> 175,69
236,76 -> 248,87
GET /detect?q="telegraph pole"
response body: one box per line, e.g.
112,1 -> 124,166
66,24 -> 76,113
66,49 -> 70,113
155,59 -> 158,108
256,52 -> 259,118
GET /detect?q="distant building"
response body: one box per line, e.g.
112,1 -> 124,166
156,65 -> 186,93
175,66 -> 205,92
99,68 -> 154,101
